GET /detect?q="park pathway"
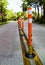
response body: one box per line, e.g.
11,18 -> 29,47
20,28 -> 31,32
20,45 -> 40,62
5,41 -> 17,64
0,21 -> 24,65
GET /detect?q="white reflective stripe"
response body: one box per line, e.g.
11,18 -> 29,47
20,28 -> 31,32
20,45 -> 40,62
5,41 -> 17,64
28,10 -> 32,14
28,18 -> 32,23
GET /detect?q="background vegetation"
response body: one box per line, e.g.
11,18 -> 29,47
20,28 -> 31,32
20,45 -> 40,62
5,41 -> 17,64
0,0 -> 45,24
22,0 -> 45,24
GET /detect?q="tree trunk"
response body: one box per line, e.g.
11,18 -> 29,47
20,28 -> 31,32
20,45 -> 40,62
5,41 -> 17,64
1,3 -> 3,22
35,5 -> 36,19
35,6 -> 36,15
43,3 -> 45,18
41,5 -> 43,16
2,16 -> 3,22
37,5 -> 39,18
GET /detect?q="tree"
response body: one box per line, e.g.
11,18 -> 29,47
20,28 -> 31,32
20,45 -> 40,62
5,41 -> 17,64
42,1 -> 45,18
0,0 -> 8,22
39,0 -> 45,17
22,0 -> 39,18
22,0 -> 45,23
22,3 -> 28,12
17,12 -> 23,19
5,9 -> 17,20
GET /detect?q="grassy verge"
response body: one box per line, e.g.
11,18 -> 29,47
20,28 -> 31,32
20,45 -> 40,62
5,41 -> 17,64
0,21 -> 9,26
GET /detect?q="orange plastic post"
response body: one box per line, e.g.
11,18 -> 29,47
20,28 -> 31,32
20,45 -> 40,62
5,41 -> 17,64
28,8 -> 32,54
20,18 -> 21,27
22,16 -> 24,31
20,19 -> 21,27
18,18 -> 21,27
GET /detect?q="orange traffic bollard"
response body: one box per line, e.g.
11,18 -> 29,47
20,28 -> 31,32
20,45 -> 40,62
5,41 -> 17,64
18,18 -> 20,26
25,8 -> 35,58
22,16 -> 24,31
18,18 -> 21,27
28,8 -> 32,55
20,18 -> 21,27
25,7 -> 35,59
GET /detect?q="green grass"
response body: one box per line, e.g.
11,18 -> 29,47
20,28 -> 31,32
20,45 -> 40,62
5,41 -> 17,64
0,21 -> 9,26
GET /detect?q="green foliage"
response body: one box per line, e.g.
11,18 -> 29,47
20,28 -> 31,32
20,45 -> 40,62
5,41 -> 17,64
16,11 -> 28,20
0,0 -> 8,22
22,3 -> 28,11
26,0 -> 35,5
0,0 -> 17,21
5,9 -> 17,21
17,12 -> 23,19
22,0 -> 35,5
24,12 -> 28,19
41,0 -> 45,3
39,16 -> 45,24
0,21 -> 8,25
